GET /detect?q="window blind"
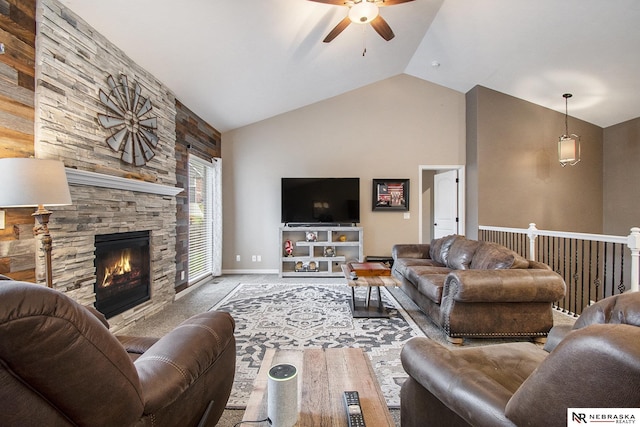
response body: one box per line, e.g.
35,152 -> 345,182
188,157 -> 213,281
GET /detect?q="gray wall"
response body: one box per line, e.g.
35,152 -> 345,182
223,79 -> 637,273
421,170 -> 435,243
222,74 -> 465,272
467,86 -> 604,235
465,88 -> 479,237
603,117 -> 640,235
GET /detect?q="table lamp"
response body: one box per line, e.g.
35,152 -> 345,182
0,158 -> 72,287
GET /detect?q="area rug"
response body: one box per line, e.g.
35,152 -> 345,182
210,282 -> 426,408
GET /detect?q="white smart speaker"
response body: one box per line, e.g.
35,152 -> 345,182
267,363 -> 298,427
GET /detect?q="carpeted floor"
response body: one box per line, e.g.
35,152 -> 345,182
122,274 -> 576,426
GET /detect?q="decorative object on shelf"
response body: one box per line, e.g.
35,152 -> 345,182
97,74 -> 159,166
558,93 -> 581,167
294,261 -> 320,273
280,226 -> 363,277
0,158 -> 73,288
284,239 -> 294,256
372,179 -> 410,211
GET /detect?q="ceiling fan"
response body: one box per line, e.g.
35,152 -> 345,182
309,0 -> 415,43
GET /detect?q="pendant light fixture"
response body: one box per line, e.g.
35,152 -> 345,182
558,93 -> 581,167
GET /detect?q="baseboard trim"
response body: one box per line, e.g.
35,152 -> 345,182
221,268 -> 279,275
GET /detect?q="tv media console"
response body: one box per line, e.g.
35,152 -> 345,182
279,226 -> 363,277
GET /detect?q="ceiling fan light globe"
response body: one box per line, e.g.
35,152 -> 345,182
349,2 -> 379,24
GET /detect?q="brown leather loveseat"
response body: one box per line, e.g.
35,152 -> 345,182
392,234 -> 566,343
400,292 -> 640,427
0,280 -> 236,427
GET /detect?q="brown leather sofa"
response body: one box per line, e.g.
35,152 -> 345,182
392,235 -> 566,343
0,280 -> 236,427
400,292 -> 640,427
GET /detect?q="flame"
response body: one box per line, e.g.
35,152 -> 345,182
101,249 -> 132,288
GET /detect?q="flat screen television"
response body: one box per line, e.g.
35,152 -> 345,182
281,178 -> 360,225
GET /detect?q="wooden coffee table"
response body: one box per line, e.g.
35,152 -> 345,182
341,264 -> 400,318
242,348 -> 395,427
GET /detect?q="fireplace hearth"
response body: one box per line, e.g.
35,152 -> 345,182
94,231 -> 150,318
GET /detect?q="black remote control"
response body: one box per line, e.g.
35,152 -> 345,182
343,391 -> 366,427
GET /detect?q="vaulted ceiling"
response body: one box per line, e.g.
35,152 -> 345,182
59,0 -> 640,133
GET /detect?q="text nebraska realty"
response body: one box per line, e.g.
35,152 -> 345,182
574,413 -> 636,424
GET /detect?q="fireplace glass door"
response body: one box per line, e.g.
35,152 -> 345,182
94,231 -> 150,318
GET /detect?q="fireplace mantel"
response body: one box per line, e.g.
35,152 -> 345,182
65,168 -> 183,196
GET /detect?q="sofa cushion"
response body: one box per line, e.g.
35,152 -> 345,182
470,241 -> 529,270
429,235 -> 460,265
414,273 -> 448,303
446,238 -> 480,270
402,265 -> 450,303
393,258 -> 445,277
405,264 -> 451,281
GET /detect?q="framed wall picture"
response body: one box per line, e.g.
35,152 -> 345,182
372,179 -> 409,211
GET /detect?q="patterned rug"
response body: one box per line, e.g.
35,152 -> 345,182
210,282 -> 426,408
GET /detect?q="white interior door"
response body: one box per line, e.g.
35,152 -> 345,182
433,170 -> 459,239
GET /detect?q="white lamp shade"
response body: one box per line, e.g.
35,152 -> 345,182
349,1 -> 379,23
558,135 -> 581,166
0,158 -> 72,207
559,137 -> 576,160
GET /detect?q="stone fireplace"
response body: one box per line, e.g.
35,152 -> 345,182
34,0 -> 191,332
94,230 -> 151,319
44,170 -> 181,332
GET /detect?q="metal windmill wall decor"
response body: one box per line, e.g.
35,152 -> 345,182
97,74 -> 159,166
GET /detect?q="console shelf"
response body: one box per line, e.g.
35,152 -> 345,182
279,226 -> 363,277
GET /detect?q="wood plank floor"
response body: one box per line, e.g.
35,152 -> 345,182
243,348 -> 395,427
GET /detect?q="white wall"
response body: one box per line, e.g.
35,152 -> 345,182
221,74 -> 465,272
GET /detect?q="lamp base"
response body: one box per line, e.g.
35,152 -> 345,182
32,205 -> 54,288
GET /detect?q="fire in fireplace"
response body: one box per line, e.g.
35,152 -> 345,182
94,231 -> 150,318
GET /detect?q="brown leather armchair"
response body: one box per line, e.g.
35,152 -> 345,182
400,292 -> 640,427
0,280 -> 236,427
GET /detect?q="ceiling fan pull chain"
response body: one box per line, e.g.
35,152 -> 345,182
362,24 -> 367,56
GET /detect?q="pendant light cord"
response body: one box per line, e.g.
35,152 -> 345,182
563,93 -> 572,136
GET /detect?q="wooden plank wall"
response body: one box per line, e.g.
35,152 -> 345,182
174,99 -> 221,292
0,1 -> 224,287
0,0 -> 36,281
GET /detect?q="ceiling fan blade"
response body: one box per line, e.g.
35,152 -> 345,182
323,16 -> 351,43
308,0 -> 349,5
370,15 -> 395,41
378,0 -> 415,5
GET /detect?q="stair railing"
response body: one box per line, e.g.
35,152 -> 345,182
478,224 -> 640,316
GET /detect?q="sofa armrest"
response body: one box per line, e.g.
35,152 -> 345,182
401,337 -> 545,426
443,269 -> 566,303
134,311 -> 235,413
392,244 -> 431,260
506,324 -> 640,425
